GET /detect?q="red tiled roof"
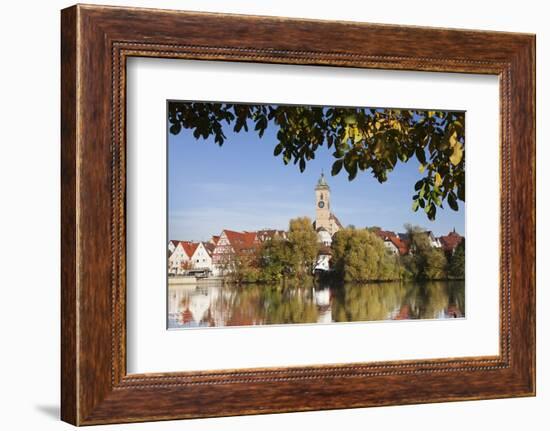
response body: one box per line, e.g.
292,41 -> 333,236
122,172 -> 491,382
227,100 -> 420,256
179,241 -> 199,258
222,230 -> 259,254
373,229 -> 397,240
373,229 -> 409,255
211,235 -> 220,245
388,236 -> 409,256
439,231 -> 464,252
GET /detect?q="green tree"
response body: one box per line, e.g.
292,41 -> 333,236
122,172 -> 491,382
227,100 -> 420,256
168,102 -> 465,220
331,228 -> 401,282
448,239 -> 465,279
401,224 -> 429,279
258,237 -> 293,282
287,217 -> 319,278
228,250 -> 261,284
424,248 -> 448,280
402,224 -> 447,280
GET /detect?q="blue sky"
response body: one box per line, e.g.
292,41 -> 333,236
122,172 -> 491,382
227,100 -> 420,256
168,105 -> 465,242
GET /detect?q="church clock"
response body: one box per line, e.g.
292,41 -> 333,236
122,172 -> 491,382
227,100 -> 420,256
318,201 -> 325,208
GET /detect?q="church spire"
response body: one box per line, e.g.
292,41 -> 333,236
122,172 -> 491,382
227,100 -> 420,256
316,171 -> 329,189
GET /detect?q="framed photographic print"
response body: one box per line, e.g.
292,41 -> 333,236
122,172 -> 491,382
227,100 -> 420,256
61,4 -> 535,425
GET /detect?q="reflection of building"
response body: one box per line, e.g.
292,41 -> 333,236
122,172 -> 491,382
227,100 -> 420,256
314,287 -> 332,324
169,285 -> 222,327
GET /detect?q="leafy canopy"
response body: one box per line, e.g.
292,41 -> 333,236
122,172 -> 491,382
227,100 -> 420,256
168,102 -> 465,221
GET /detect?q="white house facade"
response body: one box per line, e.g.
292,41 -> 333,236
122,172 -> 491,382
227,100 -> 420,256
168,241 -> 197,275
168,240 -> 180,254
190,242 -> 214,273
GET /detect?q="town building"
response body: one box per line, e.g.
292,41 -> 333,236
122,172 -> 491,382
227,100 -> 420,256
168,240 -> 180,254
189,242 -> 215,274
439,228 -> 464,255
168,172 -> 464,279
374,230 -> 410,256
211,229 -> 259,276
168,241 -> 198,275
313,172 -> 343,246
256,229 -> 287,242
314,245 -> 332,272
397,231 -> 441,249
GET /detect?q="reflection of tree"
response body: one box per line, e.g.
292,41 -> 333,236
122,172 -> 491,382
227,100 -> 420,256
169,103 -> 465,220
403,281 -> 456,319
332,282 -> 406,322
169,279 -> 465,328
446,280 -> 466,317
260,286 -> 319,325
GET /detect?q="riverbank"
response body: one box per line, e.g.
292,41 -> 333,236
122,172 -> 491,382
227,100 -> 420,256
168,276 -> 225,286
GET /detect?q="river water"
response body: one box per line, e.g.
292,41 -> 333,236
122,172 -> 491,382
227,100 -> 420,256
167,279 -> 465,329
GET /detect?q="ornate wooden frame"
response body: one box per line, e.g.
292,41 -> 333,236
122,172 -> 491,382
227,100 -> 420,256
61,4 -> 535,425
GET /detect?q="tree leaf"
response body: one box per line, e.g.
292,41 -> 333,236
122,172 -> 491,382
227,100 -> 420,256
331,159 -> 344,176
447,193 -> 459,211
450,143 -> 463,166
273,143 -> 284,156
169,123 -> 181,135
415,147 -> 426,164
348,162 -> 358,181
434,172 -> 443,187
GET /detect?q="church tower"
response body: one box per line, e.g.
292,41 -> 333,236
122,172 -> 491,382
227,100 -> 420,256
315,172 -> 331,233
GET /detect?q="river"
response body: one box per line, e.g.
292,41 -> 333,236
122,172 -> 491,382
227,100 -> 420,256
167,279 -> 464,329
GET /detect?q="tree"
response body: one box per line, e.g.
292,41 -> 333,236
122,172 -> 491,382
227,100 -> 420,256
258,237 -> 293,282
448,239 -> 465,279
331,228 -> 401,282
402,224 -> 447,280
286,217 -> 319,278
401,224 -> 430,279
226,249 -> 261,284
168,103 -> 465,220
423,248 -> 448,280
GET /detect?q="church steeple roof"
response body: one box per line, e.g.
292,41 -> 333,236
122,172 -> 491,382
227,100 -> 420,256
316,171 -> 330,190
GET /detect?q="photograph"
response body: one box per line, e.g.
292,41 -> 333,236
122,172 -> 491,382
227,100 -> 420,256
166,101 -> 466,329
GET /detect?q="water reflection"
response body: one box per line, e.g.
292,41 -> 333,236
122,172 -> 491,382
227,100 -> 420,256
167,280 -> 465,329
